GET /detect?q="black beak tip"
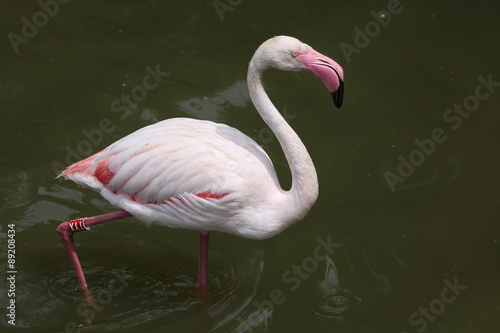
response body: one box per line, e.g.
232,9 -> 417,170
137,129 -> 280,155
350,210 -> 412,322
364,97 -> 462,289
331,80 -> 344,109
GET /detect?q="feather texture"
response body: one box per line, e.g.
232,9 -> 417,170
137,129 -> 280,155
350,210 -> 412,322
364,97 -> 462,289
59,118 -> 287,238
58,36 -> 344,240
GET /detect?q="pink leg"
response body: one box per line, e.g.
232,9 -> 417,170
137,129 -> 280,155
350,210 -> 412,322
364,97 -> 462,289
196,231 -> 209,301
198,231 -> 209,286
57,210 -> 132,299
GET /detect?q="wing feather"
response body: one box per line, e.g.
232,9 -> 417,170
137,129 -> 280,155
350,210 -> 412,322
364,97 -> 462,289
60,117 -> 280,209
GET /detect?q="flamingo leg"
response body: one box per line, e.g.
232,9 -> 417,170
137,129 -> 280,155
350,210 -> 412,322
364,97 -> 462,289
56,210 -> 132,300
198,231 -> 209,286
196,231 -> 210,301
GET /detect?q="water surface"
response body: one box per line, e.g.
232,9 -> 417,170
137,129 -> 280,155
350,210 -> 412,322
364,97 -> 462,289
1,0 -> 499,332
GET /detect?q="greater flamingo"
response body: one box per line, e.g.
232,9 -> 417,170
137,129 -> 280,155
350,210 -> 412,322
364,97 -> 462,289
56,36 -> 344,306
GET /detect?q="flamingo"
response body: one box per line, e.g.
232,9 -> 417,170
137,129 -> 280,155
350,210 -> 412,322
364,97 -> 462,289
56,35 -> 344,306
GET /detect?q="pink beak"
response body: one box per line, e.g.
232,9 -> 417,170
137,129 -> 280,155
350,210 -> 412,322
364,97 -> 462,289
298,49 -> 344,108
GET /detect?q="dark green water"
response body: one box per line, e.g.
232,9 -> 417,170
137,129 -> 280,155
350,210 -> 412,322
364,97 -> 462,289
1,0 -> 499,332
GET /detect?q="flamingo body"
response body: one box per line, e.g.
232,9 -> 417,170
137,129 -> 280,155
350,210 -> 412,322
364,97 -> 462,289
60,117 -> 294,239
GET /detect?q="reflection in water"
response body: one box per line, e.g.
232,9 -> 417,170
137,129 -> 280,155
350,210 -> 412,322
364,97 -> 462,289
313,256 -> 362,320
176,80 -> 250,122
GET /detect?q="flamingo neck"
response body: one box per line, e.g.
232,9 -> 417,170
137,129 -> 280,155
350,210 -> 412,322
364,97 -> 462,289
247,61 -> 318,222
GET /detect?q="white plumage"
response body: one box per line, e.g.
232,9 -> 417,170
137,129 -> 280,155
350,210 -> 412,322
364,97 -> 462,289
62,118 -> 291,238
60,36 -> 344,239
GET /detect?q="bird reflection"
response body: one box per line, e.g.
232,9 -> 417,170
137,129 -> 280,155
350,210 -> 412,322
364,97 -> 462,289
176,80 -> 250,122
313,256 -> 362,320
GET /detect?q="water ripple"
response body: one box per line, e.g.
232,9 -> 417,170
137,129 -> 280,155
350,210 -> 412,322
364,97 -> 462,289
311,257 -> 362,321
12,235 -> 264,332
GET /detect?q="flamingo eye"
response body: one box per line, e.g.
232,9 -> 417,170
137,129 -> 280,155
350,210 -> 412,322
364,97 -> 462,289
291,51 -> 299,57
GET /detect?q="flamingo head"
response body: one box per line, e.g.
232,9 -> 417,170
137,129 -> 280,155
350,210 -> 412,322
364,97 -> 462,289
253,36 -> 344,108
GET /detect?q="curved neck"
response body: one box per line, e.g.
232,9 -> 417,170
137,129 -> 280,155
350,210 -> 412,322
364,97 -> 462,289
247,61 -> 318,220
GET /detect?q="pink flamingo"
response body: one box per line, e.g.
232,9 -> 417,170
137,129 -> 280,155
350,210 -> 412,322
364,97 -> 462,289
57,36 -> 344,304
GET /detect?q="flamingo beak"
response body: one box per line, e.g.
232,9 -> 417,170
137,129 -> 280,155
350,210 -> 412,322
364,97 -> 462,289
298,49 -> 345,109
331,79 -> 344,108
